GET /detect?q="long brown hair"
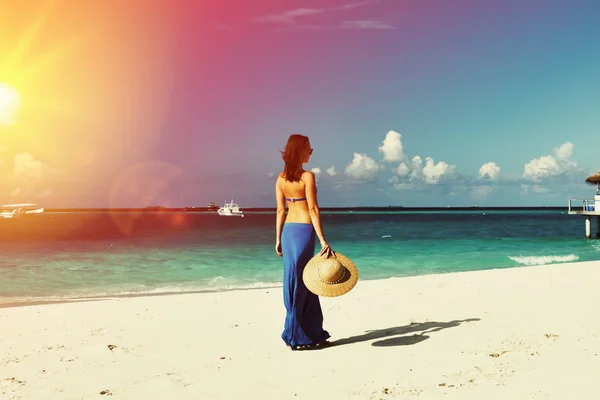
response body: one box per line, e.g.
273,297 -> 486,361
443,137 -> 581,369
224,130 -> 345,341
280,134 -> 309,182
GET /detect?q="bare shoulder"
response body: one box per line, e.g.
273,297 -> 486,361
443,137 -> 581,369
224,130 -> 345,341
302,170 -> 315,182
277,173 -> 291,191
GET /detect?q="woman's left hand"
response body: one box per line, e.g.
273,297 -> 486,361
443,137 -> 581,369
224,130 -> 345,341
319,244 -> 334,258
275,241 -> 282,257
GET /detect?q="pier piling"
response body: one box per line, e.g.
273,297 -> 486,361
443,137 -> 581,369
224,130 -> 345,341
586,217 -> 591,239
568,196 -> 600,239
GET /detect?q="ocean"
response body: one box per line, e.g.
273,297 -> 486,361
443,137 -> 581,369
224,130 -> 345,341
1,210 -> 599,305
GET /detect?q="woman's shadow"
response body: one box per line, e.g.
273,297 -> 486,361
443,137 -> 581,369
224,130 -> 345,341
329,318 -> 481,347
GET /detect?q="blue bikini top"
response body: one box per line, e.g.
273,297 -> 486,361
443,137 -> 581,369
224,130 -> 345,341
284,183 -> 316,203
285,197 -> 307,203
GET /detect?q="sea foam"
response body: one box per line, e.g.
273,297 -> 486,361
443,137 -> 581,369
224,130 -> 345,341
508,254 -> 579,266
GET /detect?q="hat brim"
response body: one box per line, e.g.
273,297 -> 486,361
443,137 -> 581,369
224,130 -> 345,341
303,252 -> 359,297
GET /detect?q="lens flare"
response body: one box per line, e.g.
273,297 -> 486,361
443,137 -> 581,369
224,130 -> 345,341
0,83 -> 21,126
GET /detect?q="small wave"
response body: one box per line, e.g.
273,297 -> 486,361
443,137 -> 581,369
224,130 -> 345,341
508,254 -> 579,266
91,279 -> 280,297
0,279 -> 282,306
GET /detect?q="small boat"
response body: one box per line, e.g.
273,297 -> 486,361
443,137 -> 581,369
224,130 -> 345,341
0,203 -> 45,219
217,199 -> 244,217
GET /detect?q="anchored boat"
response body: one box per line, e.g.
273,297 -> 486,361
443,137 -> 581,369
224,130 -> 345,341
0,203 -> 45,219
217,199 -> 244,217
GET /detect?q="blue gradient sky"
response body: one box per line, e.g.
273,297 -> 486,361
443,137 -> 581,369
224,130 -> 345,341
1,0 -> 599,207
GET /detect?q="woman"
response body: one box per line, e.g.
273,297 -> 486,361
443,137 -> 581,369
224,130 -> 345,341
275,134 -> 332,350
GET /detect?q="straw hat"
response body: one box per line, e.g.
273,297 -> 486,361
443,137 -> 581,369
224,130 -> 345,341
303,251 -> 358,297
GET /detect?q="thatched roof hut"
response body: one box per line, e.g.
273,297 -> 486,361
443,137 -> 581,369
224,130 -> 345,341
585,170 -> 600,185
586,170 -> 600,195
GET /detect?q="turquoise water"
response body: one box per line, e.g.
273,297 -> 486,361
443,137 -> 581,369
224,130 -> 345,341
1,211 -> 599,304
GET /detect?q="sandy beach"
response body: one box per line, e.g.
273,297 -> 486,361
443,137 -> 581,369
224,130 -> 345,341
2,260 -> 600,399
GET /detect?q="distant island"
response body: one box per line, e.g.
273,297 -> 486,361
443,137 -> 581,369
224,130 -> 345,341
42,205 -> 568,213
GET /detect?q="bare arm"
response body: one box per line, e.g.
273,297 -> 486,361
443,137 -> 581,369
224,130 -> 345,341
304,172 -> 329,249
275,177 -> 286,254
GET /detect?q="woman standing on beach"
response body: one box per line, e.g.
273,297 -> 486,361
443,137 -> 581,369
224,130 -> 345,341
275,134 -> 332,350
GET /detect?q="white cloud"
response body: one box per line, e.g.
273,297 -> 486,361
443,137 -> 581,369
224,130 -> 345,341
337,1 -> 379,11
255,8 -> 323,23
378,130 -> 406,163
345,153 -> 381,180
470,163 -> 501,201
523,142 -> 578,182
409,156 -> 424,181
326,166 -> 337,176
267,172 -> 275,177
524,156 -> 560,180
311,167 -> 321,174
406,155 -> 456,184
255,2 -> 389,29
335,132 -> 587,200
388,176 -> 414,191
519,142 -> 586,197
381,137 -> 456,188
335,132 -> 456,190
555,142 -> 573,160
479,162 -> 501,181
340,20 -> 395,30
13,152 -> 50,179
7,152 -> 57,199
395,162 -> 409,176
422,157 -> 456,184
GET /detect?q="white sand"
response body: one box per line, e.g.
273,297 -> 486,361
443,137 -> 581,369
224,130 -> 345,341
2,261 -> 600,399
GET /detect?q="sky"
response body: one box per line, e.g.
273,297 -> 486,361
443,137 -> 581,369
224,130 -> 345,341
0,0 -> 599,208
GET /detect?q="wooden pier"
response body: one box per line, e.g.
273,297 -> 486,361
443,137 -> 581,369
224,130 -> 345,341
568,197 -> 600,238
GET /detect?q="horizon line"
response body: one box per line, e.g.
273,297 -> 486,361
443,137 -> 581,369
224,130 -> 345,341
38,205 -> 571,211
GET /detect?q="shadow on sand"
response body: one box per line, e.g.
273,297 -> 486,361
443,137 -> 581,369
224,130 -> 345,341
329,318 -> 481,348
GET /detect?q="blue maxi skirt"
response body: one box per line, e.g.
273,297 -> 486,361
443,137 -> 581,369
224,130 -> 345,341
281,223 -> 330,348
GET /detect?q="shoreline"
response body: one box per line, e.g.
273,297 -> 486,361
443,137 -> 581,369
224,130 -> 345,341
2,260 -> 600,398
0,284 -> 283,309
2,259 -> 597,309
27,206 -> 570,213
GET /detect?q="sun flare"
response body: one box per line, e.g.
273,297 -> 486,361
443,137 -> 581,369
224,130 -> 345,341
0,83 -> 21,126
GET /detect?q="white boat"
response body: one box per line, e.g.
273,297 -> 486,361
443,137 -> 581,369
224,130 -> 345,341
0,203 -> 45,219
217,199 -> 244,217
